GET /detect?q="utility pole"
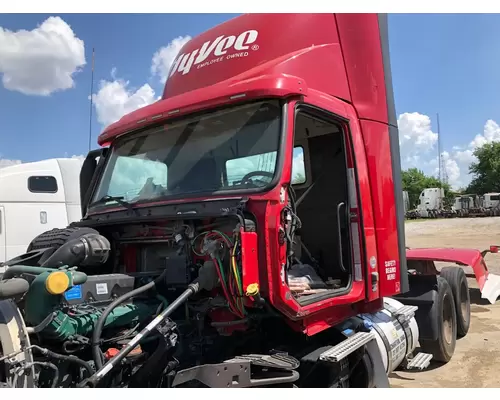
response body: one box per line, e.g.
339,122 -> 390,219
88,48 -> 95,152
437,113 -> 441,185
437,113 -> 448,186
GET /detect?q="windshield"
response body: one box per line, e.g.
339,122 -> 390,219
91,100 -> 283,209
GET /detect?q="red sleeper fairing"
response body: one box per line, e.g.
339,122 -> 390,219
406,247 -> 500,304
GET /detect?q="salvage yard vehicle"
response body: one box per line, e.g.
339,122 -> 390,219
0,158 -> 83,268
1,13 -> 500,389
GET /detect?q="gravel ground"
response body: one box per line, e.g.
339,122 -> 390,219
389,217 -> 500,388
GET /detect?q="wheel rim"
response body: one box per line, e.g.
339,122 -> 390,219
443,293 -> 454,344
460,280 -> 470,322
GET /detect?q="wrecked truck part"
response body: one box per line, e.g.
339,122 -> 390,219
406,247 -> 500,304
0,13 -> 474,388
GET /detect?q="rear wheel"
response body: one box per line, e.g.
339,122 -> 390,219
420,277 -> 457,363
440,267 -> 470,337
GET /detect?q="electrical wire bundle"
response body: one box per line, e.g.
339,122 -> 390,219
191,230 -> 245,318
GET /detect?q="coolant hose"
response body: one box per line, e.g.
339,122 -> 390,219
1,265 -> 87,285
0,278 -> 30,299
92,270 -> 169,369
2,265 -> 59,279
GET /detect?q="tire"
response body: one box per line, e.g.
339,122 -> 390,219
26,226 -> 98,253
419,277 -> 457,363
440,267 -> 471,337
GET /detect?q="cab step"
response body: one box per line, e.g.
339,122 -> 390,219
406,352 -> 433,370
394,305 -> 418,322
319,331 -> 376,363
231,353 -> 300,370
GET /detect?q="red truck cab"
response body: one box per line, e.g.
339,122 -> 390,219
72,13 -> 500,387
84,14 -> 408,334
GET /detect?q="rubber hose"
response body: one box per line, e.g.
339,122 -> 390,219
1,266 -> 87,285
0,278 -> 30,299
92,270 -> 168,369
31,361 -> 59,388
32,345 -> 93,378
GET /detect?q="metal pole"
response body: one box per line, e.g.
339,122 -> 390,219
88,48 -> 95,152
437,112 -> 441,185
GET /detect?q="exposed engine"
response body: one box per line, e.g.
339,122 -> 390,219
0,215 -> 310,388
0,212 -> 423,388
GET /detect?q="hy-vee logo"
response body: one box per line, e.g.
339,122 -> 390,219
169,30 -> 259,77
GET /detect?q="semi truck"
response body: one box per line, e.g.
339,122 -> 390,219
454,193 -> 500,217
1,13 -> 500,388
0,158 -> 83,268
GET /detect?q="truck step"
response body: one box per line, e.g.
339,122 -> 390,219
230,353 -> 300,370
319,331 -> 376,363
394,305 -> 418,322
406,352 -> 433,370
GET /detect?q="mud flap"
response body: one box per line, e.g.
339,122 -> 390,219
365,340 -> 390,388
480,273 -> 500,304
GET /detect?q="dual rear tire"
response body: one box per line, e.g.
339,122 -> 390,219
420,268 -> 470,363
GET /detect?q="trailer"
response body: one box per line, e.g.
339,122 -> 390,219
0,158 -> 83,269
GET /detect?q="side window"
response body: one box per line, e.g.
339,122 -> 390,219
225,146 -> 306,186
291,146 -> 306,185
28,176 -> 58,193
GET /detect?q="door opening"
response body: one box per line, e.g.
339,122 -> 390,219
287,111 -> 355,305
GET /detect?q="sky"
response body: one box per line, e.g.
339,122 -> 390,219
1,13 -> 500,190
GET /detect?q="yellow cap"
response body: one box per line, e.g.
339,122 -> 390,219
246,283 -> 260,297
45,271 -> 70,295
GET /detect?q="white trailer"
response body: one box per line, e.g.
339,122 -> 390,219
0,158 -> 83,268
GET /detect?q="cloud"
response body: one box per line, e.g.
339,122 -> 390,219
397,112 -> 500,190
398,112 -> 438,169
396,112 -> 469,189
0,159 -> 22,169
430,151 -> 461,188
447,119 -> 500,188
92,35 -> 191,129
469,119 -> 500,149
0,16 -> 85,96
92,75 -> 157,127
70,154 -> 86,162
151,36 -> 192,83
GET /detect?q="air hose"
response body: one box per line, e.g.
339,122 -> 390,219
92,270 -> 169,369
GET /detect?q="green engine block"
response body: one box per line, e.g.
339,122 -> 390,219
15,266 -> 160,342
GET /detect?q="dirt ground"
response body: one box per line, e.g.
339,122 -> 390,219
389,217 -> 500,388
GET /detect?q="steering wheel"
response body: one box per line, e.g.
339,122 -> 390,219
240,170 -> 274,185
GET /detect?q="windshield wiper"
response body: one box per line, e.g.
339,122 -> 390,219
88,195 -> 138,215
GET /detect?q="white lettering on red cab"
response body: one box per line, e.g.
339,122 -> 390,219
169,30 -> 259,77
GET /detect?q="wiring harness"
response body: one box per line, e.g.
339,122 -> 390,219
191,229 -> 246,319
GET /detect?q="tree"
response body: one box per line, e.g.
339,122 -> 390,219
401,168 -> 452,209
466,142 -> 500,194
